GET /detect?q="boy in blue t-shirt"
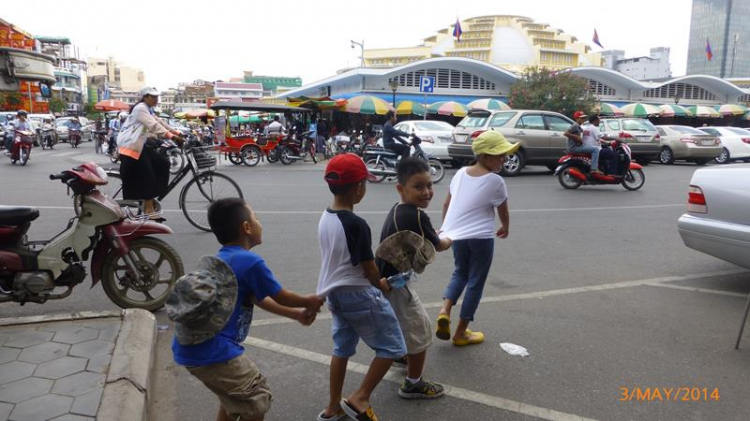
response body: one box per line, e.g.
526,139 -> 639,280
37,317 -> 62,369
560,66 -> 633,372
172,197 -> 324,421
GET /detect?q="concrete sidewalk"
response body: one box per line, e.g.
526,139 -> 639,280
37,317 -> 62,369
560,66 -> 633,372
0,310 -> 156,421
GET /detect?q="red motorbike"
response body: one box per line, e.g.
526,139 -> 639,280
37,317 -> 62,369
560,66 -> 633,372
0,162 -> 184,310
555,140 -> 645,191
10,129 -> 34,166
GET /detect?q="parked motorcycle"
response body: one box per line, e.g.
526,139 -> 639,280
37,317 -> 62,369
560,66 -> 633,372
555,140 -> 645,191
364,135 -> 445,183
9,129 -> 34,165
0,162 -> 184,310
276,130 -> 317,164
69,128 -> 82,148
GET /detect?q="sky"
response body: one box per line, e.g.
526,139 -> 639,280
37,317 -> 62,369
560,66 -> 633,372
4,0 -> 693,90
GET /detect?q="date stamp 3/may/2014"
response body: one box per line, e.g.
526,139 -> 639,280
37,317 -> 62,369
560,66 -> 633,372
619,387 -> 720,402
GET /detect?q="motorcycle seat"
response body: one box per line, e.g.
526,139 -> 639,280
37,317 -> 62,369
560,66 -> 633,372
0,207 -> 40,226
568,153 -> 590,158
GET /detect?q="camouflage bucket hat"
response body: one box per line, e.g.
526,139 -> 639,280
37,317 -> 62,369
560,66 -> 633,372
166,256 -> 238,346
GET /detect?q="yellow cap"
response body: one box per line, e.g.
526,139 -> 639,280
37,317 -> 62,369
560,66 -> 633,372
471,131 -> 521,156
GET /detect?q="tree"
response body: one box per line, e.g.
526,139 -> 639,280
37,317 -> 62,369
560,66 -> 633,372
49,97 -> 67,114
508,67 -> 597,118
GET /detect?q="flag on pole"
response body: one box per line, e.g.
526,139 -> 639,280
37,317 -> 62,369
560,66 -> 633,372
453,18 -> 463,41
592,29 -> 603,48
706,38 -> 713,61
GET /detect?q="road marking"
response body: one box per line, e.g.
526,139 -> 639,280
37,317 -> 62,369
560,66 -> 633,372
243,336 -> 598,421
645,282 -> 749,298
51,151 -> 80,157
251,269 -> 748,327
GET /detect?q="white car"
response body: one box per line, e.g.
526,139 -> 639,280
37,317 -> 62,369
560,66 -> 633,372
394,120 -> 455,164
678,164 -> 750,269
697,127 -> 750,164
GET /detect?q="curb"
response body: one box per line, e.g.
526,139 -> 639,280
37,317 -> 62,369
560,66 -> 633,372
99,308 -> 157,421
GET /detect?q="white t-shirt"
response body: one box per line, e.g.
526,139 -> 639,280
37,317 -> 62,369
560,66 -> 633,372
439,168 -> 508,241
316,209 -> 374,297
581,123 -> 603,148
265,121 -> 285,135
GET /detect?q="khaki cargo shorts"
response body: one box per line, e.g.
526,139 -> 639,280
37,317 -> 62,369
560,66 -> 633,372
187,354 -> 272,420
386,286 -> 433,354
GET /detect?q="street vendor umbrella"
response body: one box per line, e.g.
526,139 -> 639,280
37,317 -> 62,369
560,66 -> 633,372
658,104 -> 692,117
229,114 -> 267,124
291,98 -> 347,110
620,103 -> 661,118
598,103 -> 624,116
467,98 -> 511,111
174,111 -> 187,119
714,104 -> 748,116
686,105 -> 721,118
94,99 -> 130,112
396,101 -> 426,116
427,101 -> 469,117
340,95 -> 394,115
185,109 -> 216,119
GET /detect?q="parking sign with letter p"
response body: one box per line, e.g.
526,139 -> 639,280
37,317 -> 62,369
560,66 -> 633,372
419,76 -> 435,93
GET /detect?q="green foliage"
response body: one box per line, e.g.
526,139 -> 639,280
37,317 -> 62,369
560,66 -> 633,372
83,102 -> 101,119
508,67 -> 597,118
49,97 -> 68,114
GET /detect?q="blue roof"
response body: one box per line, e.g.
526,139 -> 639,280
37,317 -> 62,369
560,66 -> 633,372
335,92 -> 508,106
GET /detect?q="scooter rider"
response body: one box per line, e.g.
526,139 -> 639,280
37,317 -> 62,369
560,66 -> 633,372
564,111 -> 603,174
383,110 -> 411,161
108,113 -> 126,154
581,115 -> 618,175
4,114 -> 16,153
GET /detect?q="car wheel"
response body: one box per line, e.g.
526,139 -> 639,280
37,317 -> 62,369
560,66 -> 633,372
500,150 -> 524,176
659,147 -> 675,165
715,147 -> 730,164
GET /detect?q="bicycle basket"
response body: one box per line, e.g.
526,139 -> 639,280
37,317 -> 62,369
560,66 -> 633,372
190,146 -> 217,169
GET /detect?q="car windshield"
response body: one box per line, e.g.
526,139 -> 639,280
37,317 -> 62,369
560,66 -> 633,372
413,121 -> 454,131
670,126 -> 706,135
56,120 -> 73,128
622,119 -> 656,132
725,127 -> 750,136
457,113 -> 489,128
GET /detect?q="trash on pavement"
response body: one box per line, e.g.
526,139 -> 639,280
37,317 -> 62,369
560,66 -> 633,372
157,325 -> 170,332
500,342 -> 529,357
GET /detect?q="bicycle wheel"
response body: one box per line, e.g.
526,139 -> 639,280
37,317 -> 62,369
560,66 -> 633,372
180,171 -> 243,231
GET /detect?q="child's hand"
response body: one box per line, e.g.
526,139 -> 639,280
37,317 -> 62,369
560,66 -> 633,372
305,294 -> 325,314
295,309 -> 316,326
378,278 -> 391,294
496,226 -> 509,239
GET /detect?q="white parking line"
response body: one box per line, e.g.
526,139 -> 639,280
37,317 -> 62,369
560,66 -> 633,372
50,151 -> 80,157
645,282 -> 748,298
243,336 -> 598,421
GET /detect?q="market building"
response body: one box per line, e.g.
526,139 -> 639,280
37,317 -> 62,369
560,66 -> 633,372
363,15 -> 602,73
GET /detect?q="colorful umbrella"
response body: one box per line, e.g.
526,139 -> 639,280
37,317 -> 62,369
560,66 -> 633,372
174,111 -> 187,119
395,101 -> 426,116
229,114 -> 267,124
657,104 -> 692,117
714,104 -> 748,116
427,101 -> 469,117
185,109 -> 216,119
291,98 -> 347,110
598,103 -> 624,116
340,95 -> 394,115
686,105 -> 721,118
620,103 -> 661,118
467,98 -> 511,111
94,99 -> 130,112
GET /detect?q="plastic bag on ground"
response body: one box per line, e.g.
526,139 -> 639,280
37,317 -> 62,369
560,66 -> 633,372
500,342 -> 529,357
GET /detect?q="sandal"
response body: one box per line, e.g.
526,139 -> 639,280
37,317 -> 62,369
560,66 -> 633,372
316,409 -> 347,421
452,329 -> 484,346
435,314 -> 451,340
341,399 -> 379,421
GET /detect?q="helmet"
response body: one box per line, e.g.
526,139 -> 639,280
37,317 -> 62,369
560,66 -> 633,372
138,87 -> 160,97
119,112 -> 128,120
17,109 -> 27,116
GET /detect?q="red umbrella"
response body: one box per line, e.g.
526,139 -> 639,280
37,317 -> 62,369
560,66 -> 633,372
94,99 -> 130,112
185,109 -> 216,119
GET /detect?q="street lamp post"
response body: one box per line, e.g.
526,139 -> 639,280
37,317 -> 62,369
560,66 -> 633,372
350,40 -> 364,68
389,80 -> 398,108
674,94 -> 681,105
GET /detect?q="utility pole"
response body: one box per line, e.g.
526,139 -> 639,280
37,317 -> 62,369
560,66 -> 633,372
730,33 -> 739,78
351,40 -> 365,68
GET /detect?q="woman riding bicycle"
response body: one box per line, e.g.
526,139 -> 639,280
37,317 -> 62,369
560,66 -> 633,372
117,87 -> 183,219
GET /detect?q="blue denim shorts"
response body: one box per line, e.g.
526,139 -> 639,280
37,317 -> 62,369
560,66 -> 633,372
327,286 -> 407,359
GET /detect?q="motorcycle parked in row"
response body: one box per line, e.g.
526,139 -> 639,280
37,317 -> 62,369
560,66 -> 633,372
364,135 -> 445,183
276,129 -> 317,164
9,129 -> 34,166
555,140 -> 645,191
0,162 -> 184,310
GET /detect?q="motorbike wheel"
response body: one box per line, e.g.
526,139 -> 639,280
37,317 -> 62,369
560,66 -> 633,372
227,152 -> 242,165
279,147 -> 294,165
241,145 -> 262,167
428,159 -> 445,183
41,139 -> 47,150
622,169 -> 645,191
100,237 -> 184,311
168,149 -> 185,175
180,171 -> 243,231
267,149 -> 279,163
558,166 -> 583,189
365,158 -> 387,183
20,148 -> 28,166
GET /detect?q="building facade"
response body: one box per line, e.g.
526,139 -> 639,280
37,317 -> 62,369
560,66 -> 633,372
36,36 -> 87,114
214,82 -> 263,101
242,71 -> 302,96
0,18 -> 54,113
687,0 -> 750,78
363,15 -> 602,74
601,47 -> 672,81
86,57 -> 146,102
173,81 -> 214,112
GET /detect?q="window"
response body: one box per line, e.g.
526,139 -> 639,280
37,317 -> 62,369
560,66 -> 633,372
390,68 -> 496,91
414,121 -> 454,131
656,127 -> 667,136
544,115 -> 572,132
725,127 -> 750,136
671,126 -> 705,135
516,115 -> 545,130
606,120 -> 621,131
699,128 -> 719,136
458,113 -> 489,128
488,112 -> 517,128
621,119 -> 656,131
587,79 -> 616,96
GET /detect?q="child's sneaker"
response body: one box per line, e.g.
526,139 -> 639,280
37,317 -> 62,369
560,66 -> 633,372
398,378 -> 445,399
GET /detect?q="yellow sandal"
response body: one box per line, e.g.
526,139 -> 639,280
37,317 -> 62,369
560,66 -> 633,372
435,314 -> 451,340
452,329 -> 484,346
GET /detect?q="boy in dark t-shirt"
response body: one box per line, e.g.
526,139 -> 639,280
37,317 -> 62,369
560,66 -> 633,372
376,157 -> 452,400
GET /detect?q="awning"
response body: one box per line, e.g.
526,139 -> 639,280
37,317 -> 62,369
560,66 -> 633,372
210,101 -> 311,113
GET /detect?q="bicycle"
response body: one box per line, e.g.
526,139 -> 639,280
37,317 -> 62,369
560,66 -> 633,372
103,142 -> 243,232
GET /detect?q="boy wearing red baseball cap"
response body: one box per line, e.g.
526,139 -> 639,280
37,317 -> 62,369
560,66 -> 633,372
316,154 -> 406,421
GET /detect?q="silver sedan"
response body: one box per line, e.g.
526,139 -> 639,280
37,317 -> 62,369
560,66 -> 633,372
678,164 -> 750,269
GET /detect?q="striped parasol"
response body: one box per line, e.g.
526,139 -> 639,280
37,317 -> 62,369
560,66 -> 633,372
620,103 -> 661,117
686,105 -> 721,118
598,103 -> 623,116
185,109 -> 216,119
94,99 -> 130,112
467,98 -> 511,111
340,95 -> 394,115
427,101 -> 469,117
658,104 -> 692,117
396,101 -> 426,116
714,104 -> 748,116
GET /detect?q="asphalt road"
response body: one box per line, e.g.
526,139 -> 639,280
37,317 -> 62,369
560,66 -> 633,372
2,141 -> 749,421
